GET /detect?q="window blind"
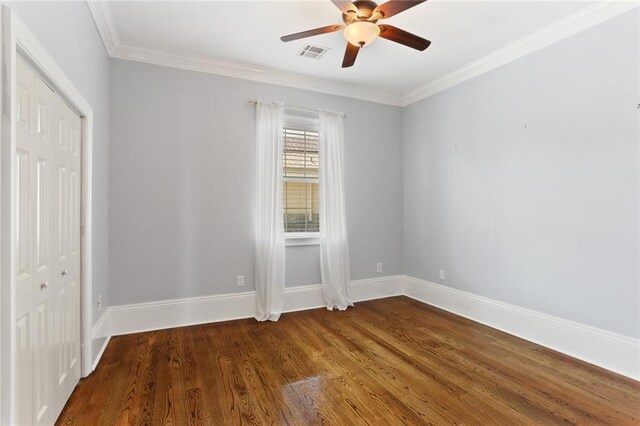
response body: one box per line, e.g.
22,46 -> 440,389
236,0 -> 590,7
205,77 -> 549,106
283,126 -> 320,233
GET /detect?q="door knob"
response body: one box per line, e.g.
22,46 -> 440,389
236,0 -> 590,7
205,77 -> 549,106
40,281 -> 49,290
61,270 -> 68,277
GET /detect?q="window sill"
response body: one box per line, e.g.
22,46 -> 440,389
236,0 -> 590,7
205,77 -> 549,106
285,233 -> 320,246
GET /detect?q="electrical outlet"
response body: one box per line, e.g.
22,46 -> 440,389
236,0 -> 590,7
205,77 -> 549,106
376,262 -> 383,273
439,270 -> 445,280
97,294 -> 103,311
237,275 -> 245,287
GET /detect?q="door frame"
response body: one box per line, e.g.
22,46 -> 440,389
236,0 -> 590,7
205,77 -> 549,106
0,7 -> 94,424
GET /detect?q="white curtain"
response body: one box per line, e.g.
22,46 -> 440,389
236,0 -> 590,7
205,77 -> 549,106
254,102 -> 286,321
319,111 -> 353,310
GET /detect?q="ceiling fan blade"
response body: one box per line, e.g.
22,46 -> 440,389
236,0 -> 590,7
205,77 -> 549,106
331,0 -> 358,15
378,25 -> 431,51
281,25 -> 344,42
342,43 -> 360,68
373,0 -> 426,19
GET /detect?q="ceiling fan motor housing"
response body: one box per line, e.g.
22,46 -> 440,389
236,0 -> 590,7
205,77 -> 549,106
342,0 -> 381,22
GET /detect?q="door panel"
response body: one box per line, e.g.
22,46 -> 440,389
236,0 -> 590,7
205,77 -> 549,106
57,165 -> 68,260
16,314 -> 33,426
15,150 -> 32,283
32,74 -> 57,426
35,158 -> 49,270
58,120 -> 67,152
16,60 -> 32,133
34,300 -> 51,423
69,170 -> 79,257
56,286 -> 67,386
35,88 -> 48,142
69,280 -> 80,373
69,127 -> 79,159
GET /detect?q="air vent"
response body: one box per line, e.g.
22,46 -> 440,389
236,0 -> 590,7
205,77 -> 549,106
298,44 -> 329,59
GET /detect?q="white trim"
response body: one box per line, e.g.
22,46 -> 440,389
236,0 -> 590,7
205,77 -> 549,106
91,335 -> 110,372
402,275 -> 640,381
0,9 -> 16,424
86,1 -> 119,56
285,238 -> 320,247
111,42 -> 403,106
281,276 -> 405,312
284,113 -> 319,131
91,311 -> 110,370
109,291 -> 256,336
350,275 -> 404,301
282,284 -> 325,313
400,2 -> 640,106
104,276 -> 403,336
637,0 -> 640,390
285,232 -> 321,246
86,1 -> 639,108
0,8 -> 3,421
285,232 -> 321,239
0,7 -> 95,423
91,309 -> 111,371
91,309 -> 110,340
92,275 -> 638,381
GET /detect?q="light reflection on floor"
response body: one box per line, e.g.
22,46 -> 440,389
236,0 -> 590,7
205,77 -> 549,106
282,375 -> 321,413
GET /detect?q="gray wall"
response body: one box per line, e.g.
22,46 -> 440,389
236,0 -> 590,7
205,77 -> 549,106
7,1 -> 110,326
403,10 -> 639,338
22,1 -> 633,340
109,59 -> 403,306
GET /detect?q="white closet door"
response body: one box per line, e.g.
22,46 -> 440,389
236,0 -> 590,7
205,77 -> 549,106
32,67 -> 56,426
15,56 -> 82,426
15,53 -> 36,426
52,92 -> 82,407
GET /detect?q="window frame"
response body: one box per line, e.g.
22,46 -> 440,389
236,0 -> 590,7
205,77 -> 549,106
283,112 -> 320,245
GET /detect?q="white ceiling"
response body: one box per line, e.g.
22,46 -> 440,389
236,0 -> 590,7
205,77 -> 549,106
102,1 -> 599,102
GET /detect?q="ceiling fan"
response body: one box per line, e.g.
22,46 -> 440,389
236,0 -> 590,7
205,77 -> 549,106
281,0 -> 430,68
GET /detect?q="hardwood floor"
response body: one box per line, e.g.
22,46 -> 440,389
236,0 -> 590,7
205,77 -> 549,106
57,296 -> 640,425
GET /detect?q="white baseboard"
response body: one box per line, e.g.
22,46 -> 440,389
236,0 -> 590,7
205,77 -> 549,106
89,310 -> 112,373
109,291 -> 256,336
402,275 -> 640,381
350,275 -> 405,301
105,275 -> 403,337
92,309 -> 111,339
91,336 -> 111,372
90,274 -> 639,381
282,284 -> 325,313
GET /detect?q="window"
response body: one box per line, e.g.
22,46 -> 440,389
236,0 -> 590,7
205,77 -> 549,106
283,115 -> 319,235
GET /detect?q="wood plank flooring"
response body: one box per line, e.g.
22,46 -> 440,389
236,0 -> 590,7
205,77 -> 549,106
56,296 -> 640,425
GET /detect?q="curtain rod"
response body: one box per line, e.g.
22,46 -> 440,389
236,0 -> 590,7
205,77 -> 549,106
248,99 -> 346,118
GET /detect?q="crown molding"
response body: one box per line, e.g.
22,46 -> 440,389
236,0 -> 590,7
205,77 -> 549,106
400,1 -> 640,106
86,0 -> 119,57
85,0 -> 402,105
87,1 -> 639,108
111,42 -> 404,106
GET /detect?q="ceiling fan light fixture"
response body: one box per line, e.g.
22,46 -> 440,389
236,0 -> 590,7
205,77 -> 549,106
280,0 -> 429,67
343,21 -> 380,47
